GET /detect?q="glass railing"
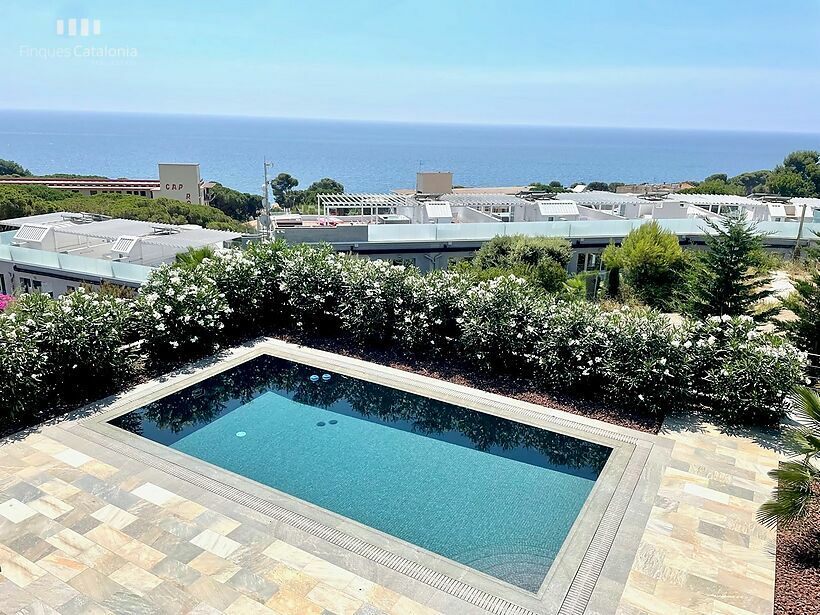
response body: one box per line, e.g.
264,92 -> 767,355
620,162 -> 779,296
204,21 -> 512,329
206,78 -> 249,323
0,244 -> 152,283
367,219 -> 820,243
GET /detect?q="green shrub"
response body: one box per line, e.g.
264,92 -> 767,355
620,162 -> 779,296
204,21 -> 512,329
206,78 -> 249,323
602,222 -> 685,311
459,275 -> 546,372
338,258 -> 416,345
137,265 -> 229,362
3,288 -> 135,413
275,243 -> 346,334
396,270 -> 472,355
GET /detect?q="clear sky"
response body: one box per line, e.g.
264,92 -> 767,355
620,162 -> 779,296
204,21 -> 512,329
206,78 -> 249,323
2,0 -> 820,132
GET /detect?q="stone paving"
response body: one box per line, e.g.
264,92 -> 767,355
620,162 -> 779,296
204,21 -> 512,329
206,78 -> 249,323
0,429 -> 442,615
0,409 -> 781,615
616,418 -> 779,615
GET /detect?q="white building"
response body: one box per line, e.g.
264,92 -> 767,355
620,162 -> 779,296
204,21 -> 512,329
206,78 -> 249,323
0,212 -> 241,297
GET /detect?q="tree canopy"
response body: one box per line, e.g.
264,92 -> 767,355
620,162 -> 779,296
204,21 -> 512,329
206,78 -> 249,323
0,159 -> 32,177
602,221 -> 685,311
207,182 -> 262,221
0,185 -> 246,231
270,173 -> 299,208
684,216 -> 773,319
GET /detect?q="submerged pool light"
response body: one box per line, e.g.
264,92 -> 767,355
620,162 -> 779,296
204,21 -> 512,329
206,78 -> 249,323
322,373 -> 331,381
309,374 -> 319,382
236,431 -> 247,438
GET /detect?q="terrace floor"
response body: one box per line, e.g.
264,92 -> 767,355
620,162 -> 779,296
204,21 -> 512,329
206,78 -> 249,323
0,359 -> 781,615
616,419 -> 779,615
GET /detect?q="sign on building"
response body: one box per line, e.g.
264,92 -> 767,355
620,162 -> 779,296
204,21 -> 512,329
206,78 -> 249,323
158,163 -> 202,204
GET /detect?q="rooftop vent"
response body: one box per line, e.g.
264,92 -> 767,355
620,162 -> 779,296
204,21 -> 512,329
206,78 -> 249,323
111,235 -> 140,254
13,224 -> 51,243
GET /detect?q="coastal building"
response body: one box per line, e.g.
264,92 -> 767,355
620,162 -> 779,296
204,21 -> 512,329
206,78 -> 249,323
0,211 -> 240,296
0,162 -> 209,205
615,181 -> 696,194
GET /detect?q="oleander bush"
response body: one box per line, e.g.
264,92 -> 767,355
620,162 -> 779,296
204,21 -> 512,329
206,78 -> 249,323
0,242 -> 808,429
459,275 -> 546,372
136,265 -> 229,361
396,269 -> 473,355
2,288 -> 135,415
0,294 -> 13,311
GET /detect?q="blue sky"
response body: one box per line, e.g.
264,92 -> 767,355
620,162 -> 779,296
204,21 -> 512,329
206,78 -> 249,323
2,0 -> 820,131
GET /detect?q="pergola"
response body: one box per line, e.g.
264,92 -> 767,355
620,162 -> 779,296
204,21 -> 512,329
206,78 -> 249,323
318,193 -> 408,217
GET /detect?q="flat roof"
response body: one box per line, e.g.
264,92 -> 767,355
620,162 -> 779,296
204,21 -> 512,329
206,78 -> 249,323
0,177 -> 160,190
1,213 -> 241,249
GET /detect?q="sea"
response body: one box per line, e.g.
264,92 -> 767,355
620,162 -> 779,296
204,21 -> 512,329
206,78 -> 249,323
1,110 -> 818,194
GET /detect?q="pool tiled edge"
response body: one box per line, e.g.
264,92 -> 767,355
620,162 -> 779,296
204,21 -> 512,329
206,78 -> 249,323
53,339 -> 672,615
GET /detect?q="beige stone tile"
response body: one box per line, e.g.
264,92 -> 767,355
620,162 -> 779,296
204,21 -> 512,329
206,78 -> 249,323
225,594 -> 279,614
390,596 -> 441,615
196,510 -> 241,534
84,524 -> 133,552
264,563 -> 319,594
265,586 -> 325,615
302,559 -> 357,590
262,540 -> 321,569
109,562 -> 163,595
29,438 -> 68,456
28,495 -> 74,520
37,479 -> 80,500
132,482 -> 183,507
167,499 -> 207,521
0,553 -> 47,587
117,539 -> 166,569
52,449 -> 93,468
189,551 -> 242,582
91,503 -> 137,530
191,528 -> 241,559
36,550 -> 88,582
45,529 -> 95,557
307,583 -> 362,615
0,498 -> 38,523
80,460 -> 119,479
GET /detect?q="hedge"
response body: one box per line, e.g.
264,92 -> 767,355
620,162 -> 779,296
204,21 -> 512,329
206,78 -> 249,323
0,242 -> 808,428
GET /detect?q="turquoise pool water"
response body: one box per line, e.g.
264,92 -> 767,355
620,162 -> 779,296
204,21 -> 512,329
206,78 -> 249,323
111,355 -> 610,592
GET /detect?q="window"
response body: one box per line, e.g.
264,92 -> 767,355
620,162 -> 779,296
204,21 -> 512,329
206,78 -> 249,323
0,274 -> 6,294
20,277 -> 31,291
90,190 -> 97,195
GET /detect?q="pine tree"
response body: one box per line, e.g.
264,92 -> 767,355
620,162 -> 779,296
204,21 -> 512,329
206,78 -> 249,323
781,249 -> 820,354
685,215 -> 773,319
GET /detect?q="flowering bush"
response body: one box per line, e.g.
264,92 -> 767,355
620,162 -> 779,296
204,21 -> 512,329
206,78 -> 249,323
0,294 -> 13,311
459,275 -> 547,372
0,308 -> 46,420
137,265 -> 229,361
396,270 -> 472,355
275,244 -> 346,333
197,248 -> 266,336
685,315 -> 807,424
338,258 -> 414,345
1,288 -> 135,415
0,242 -> 808,429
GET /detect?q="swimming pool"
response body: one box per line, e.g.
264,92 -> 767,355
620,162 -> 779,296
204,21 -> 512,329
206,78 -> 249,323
110,354 -> 611,593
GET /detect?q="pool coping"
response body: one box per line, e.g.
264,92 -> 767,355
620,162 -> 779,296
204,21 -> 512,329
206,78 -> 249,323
62,338 -> 673,615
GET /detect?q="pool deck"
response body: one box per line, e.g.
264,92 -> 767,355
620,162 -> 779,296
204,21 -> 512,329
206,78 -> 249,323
0,342 -> 781,615
615,418 -> 779,615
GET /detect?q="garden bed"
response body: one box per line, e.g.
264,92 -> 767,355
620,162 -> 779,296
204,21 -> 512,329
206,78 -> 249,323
775,505 -> 820,615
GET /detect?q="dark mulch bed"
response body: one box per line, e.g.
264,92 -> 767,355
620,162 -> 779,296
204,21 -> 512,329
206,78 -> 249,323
277,332 -> 663,434
775,504 -> 820,615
